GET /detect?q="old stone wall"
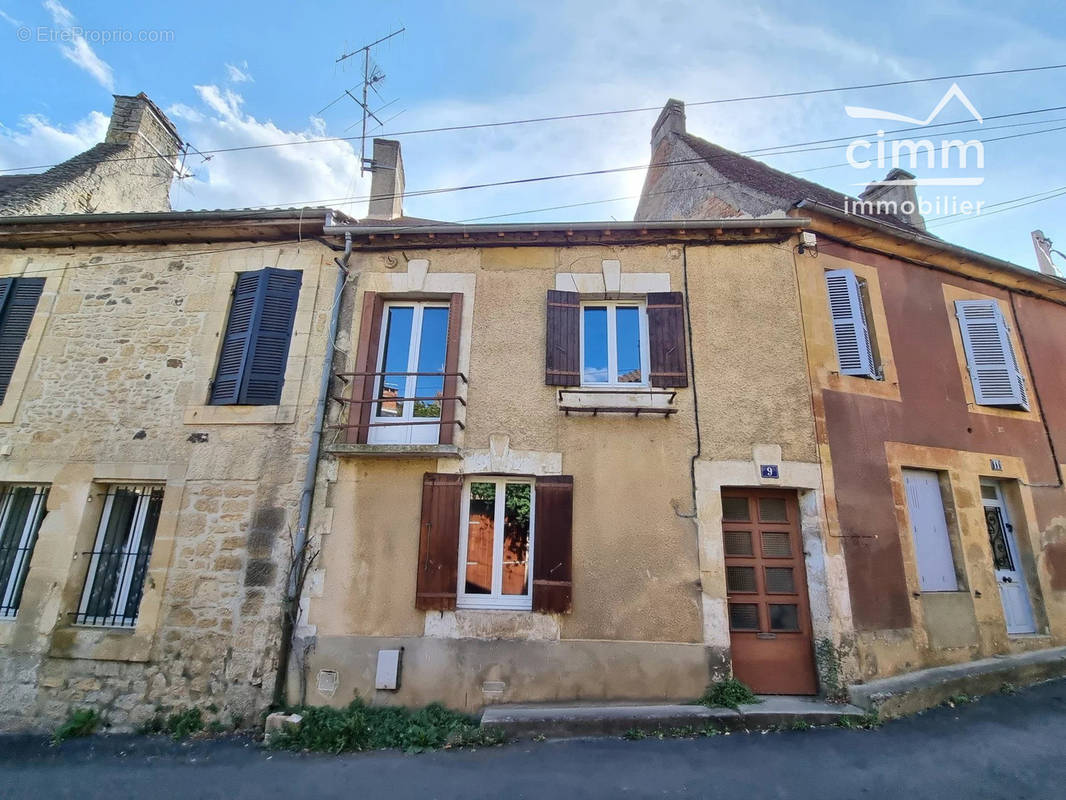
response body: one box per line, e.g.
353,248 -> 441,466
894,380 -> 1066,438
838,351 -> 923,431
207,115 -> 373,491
0,239 -> 336,732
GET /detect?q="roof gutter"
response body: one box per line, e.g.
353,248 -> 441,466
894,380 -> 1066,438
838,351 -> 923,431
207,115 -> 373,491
795,199 -> 1066,293
322,216 -> 808,236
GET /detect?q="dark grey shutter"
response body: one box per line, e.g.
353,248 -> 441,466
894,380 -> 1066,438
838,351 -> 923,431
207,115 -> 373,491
0,278 -> 44,404
241,269 -> 302,405
545,290 -> 580,386
533,475 -> 574,613
210,268 -> 301,406
647,291 -> 688,388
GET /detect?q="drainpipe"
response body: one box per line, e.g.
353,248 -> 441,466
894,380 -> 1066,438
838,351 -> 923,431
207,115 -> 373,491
273,230 -> 352,707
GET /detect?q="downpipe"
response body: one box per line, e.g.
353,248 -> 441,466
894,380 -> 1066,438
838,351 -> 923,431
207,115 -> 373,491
273,231 -> 352,707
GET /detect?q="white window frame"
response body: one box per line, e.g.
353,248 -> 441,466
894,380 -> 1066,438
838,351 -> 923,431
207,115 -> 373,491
0,484 -> 48,619
579,300 -> 650,387
369,300 -> 450,445
76,484 -> 162,628
457,477 -> 536,611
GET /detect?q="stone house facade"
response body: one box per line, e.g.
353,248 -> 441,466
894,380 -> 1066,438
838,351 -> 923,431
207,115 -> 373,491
0,93 -> 181,217
0,209 -> 345,731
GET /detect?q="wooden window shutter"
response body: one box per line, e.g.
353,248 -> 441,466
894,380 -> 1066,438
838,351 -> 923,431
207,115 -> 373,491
533,475 -> 574,613
241,268 -> 301,405
210,268 -> 301,405
415,472 -> 463,610
647,291 -> 688,388
955,299 -> 1029,409
0,277 -> 44,404
346,291 -> 385,444
824,269 -> 877,379
438,293 -> 464,445
545,290 -> 579,386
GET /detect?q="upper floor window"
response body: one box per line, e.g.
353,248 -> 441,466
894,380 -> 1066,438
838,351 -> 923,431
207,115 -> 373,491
209,268 -> 302,406
954,299 -> 1029,410
0,484 -> 49,618
0,277 -> 45,404
545,290 -> 688,389
347,292 -> 465,447
75,484 -> 164,628
580,302 -> 648,386
824,269 -> 880,380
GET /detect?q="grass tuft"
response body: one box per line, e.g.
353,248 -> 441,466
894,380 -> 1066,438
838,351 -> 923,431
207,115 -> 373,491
699,678 -> 759,710
53,708 -> 101,744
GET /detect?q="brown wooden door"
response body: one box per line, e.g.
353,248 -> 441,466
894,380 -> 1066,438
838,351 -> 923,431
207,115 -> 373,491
722,489 -> 818,695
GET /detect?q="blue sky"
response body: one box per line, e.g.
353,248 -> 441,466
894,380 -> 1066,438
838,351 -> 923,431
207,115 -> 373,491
1,0 -> 1065,268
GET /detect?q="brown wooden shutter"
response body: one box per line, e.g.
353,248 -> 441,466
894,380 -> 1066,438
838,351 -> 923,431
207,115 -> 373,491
647,291 -> 688,388
415,473 -> 463,610
533,475 -> 574,613
545,290 -> 580,386
438,293 -> 464,445
346,291 -> 385,444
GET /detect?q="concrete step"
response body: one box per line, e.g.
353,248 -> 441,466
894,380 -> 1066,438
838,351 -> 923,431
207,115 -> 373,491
848,645 -> 1066,719
480,696 -> 865,739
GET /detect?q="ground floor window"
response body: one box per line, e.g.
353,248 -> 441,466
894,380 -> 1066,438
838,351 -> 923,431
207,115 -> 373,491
0,485 -> 49,618
75,484 -> 164,627
458,478 -> 534,610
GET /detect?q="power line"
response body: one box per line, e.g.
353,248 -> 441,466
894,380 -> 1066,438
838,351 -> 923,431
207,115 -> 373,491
3,62 -> 1066,174
928,185 -> 1066,228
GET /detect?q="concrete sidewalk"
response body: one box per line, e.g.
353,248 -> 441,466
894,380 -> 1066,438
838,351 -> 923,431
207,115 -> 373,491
480,696 -> 865,738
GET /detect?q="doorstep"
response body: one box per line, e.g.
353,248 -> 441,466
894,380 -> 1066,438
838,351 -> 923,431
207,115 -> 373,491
479,696 -> 864,739
848,645 -> 1066,719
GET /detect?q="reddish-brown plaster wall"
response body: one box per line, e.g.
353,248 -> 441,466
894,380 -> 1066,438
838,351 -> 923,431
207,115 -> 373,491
818,241 -> 1064,630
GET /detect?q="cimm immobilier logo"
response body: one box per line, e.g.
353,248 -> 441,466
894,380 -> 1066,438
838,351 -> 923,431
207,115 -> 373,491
843,83 -> 986,219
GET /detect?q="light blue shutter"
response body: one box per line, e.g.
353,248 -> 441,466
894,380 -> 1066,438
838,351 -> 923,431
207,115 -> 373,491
824,269 -> 876,378
955,299 -> 1029,409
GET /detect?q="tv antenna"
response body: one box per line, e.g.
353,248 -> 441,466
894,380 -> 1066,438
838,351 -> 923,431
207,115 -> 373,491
329,27 -> 406,175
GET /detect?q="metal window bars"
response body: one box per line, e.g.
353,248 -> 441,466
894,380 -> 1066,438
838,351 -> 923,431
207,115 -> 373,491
74,485 -> 164,628
0,485 -> 49,619
329,371 -> 469,432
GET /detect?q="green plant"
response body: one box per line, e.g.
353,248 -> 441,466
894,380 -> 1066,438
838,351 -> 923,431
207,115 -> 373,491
165,707 -> 204,740
268,699 -> 507,754
789,719 -> 811,731
836,711 -> 880,730
1000,682 -> 1019,695
944,693 -> 976,708
53,708 -> 101,744
815,638 -> 850,703
699,678 -> 759,710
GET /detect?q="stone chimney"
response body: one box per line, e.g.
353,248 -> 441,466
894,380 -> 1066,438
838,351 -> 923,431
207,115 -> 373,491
366,138 -> 405,220
105,93 -> 182,162
651,98 -> 686,151
859,168 -> 926,231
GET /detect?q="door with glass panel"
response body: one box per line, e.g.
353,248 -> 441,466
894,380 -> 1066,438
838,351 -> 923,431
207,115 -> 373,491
981,480 -> 1036,635
457,478 -> 534,610
722,489 -> 817,695
369,302 -> 450,444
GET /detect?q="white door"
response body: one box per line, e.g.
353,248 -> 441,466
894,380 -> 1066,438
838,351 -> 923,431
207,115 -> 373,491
368,302 -> 450,445
903,469 -> 958,592
981,480 -> 1036,635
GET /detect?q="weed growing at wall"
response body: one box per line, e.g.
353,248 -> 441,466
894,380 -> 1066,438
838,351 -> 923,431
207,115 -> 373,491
622,723 -> 722,740
815,638 -> 849,703
52,709 -> 102,743
699,678 -> 759,709
138,706 -> 240,739
269,699 -> 508,754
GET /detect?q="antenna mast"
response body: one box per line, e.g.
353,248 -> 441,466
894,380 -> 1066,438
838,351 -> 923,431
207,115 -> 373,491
335,27 -> 405,175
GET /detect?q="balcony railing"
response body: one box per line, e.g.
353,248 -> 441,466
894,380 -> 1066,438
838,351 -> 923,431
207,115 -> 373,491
330,371 -> 468,442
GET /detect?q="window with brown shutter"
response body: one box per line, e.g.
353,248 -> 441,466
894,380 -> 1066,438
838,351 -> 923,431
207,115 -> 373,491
347,291 -> 385,444
415,473 -> 463,611
545,290 -> 580,386
533,475 -> 574,614
646,291 -> 688,388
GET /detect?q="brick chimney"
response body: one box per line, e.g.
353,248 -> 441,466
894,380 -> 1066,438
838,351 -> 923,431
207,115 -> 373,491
859,168 -> 926,231
651,98 -> 686,150
366,138 -> 405,220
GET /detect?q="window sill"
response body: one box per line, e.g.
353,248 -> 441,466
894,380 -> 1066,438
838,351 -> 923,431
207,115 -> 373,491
184,404 -> 296,425
325,443 -> 461,459
557,388 -> 677,416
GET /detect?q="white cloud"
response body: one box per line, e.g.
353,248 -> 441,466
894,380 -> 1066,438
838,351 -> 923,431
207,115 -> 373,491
0,8 -> 23,26
0,110 -> 109,172
42,0 -> 115,90
225,61 -> 253,83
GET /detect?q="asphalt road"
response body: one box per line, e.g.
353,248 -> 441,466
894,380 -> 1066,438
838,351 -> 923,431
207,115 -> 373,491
4,679 -> 1066,799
